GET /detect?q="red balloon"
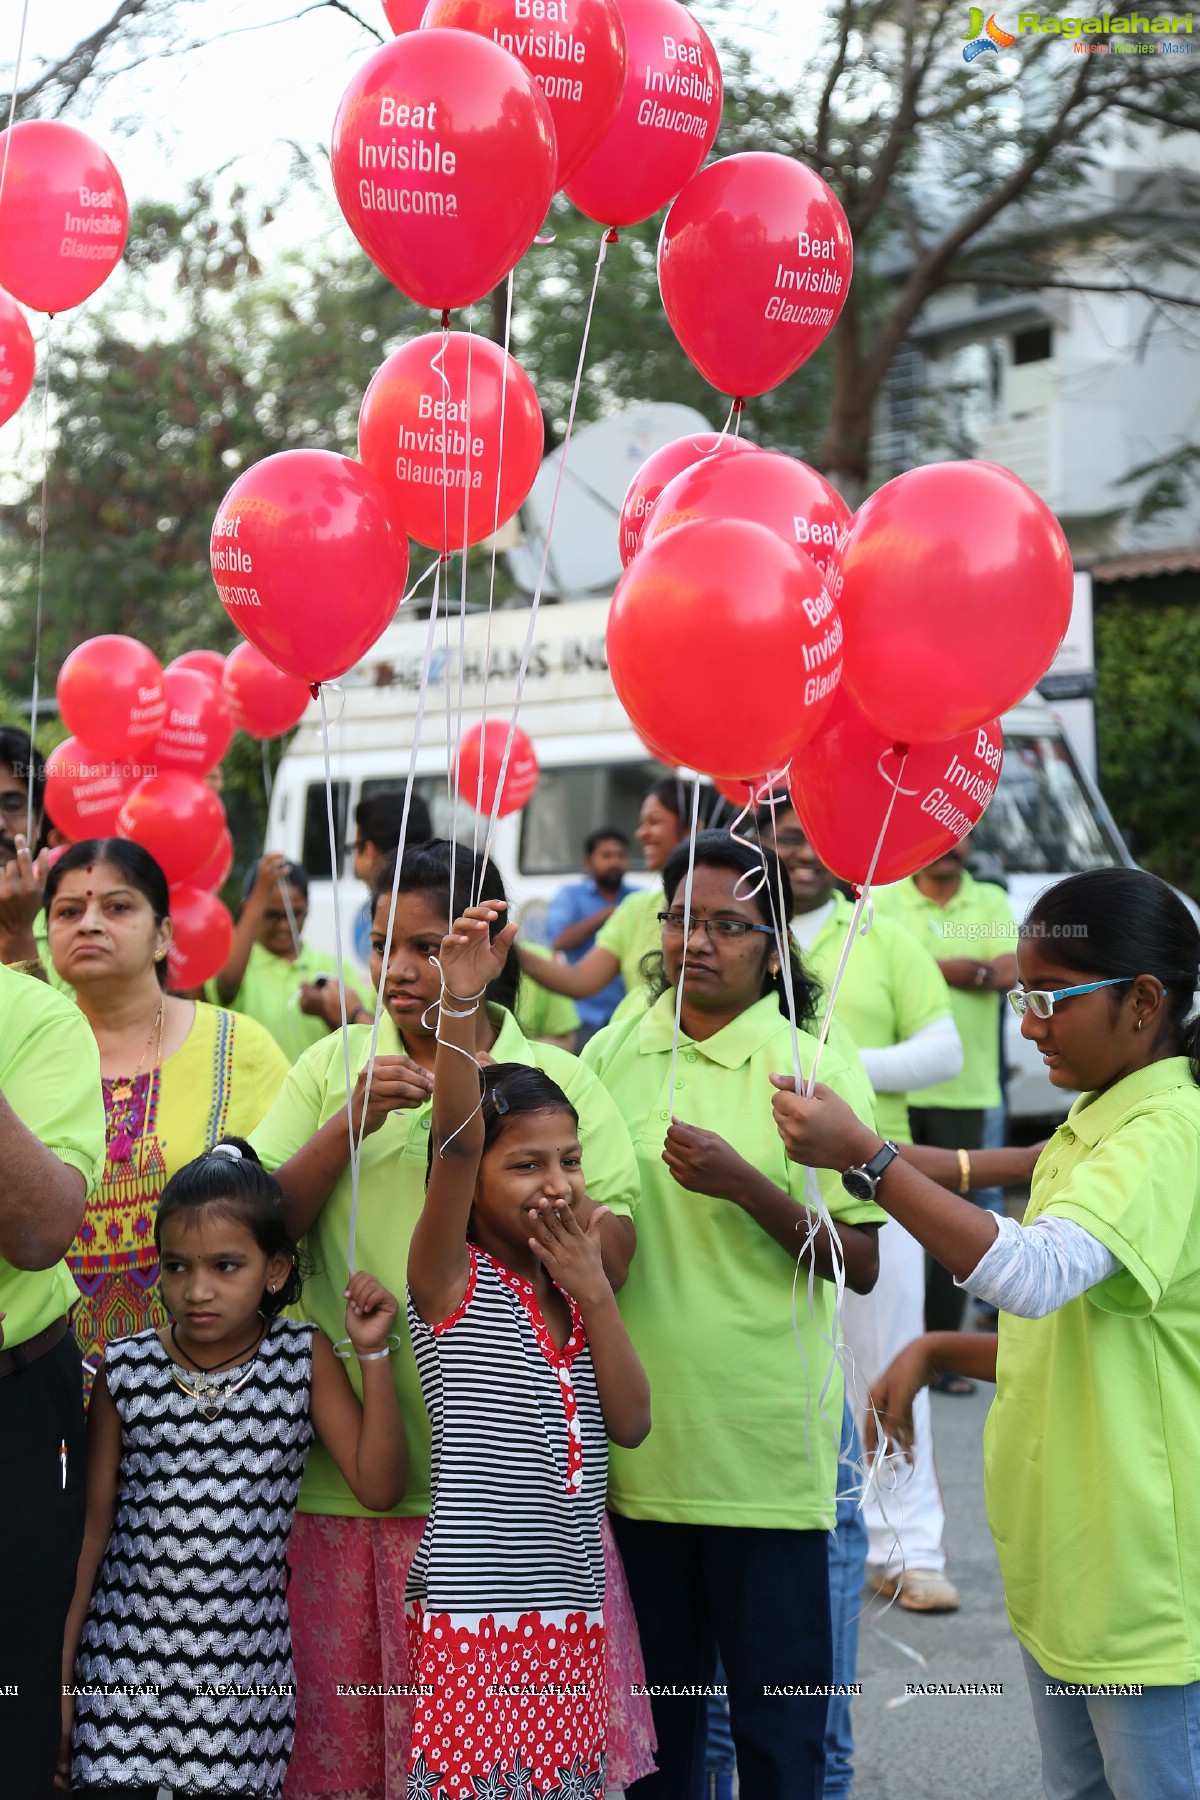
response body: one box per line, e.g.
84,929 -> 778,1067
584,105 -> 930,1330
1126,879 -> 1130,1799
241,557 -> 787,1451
790,690 -> 1005,888
456,720 -> 539,817
168,649 -> 228,689
331,31 -> 558,311
422,0 -> 625,189
383,0 -> 427,28
190,826 -> 235,894
618,432 -> 754,568
0,292 -> 35,427
148,668 -> 234,777
57,636 -> 166,759
838,461 -> 1074,744
211,450 -> 408,684
166,885 -> 235,990
359,331 -> 543,551
658,153 -> 852,399
564,0 -> 721,226
43,737 -> 136,841
0,122 -> 129,313
643,448 -> 849,589
117,775 -> 227,887
607,519 -> 844,779
222,642 -> 312,740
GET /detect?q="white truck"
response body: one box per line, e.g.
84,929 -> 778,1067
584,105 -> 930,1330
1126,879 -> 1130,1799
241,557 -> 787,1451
267,595 -> 1137,1124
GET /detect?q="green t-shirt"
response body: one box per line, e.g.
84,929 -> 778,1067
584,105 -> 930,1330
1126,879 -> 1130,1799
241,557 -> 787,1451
583,990 -> 884,1530
514,941 -> 580,1042
874,871 -> 1016,1109
805,892 -> 954,1142
250,1007 -> 640,1520
0,967 -> 105,1347
985,1058 -> 1200,1684
204,939 -> 347,1065
594,886 -> 663,1023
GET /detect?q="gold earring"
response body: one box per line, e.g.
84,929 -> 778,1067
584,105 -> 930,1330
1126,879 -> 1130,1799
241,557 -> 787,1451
154,947 -> 167,962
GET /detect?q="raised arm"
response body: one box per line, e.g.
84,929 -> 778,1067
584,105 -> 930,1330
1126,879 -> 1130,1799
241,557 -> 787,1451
517,941 -> 620,1000
213,851 -> 290,1004
408,903 -> 519,1324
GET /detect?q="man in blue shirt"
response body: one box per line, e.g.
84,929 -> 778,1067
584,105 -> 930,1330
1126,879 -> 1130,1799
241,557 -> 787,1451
544,827 -> 634,1049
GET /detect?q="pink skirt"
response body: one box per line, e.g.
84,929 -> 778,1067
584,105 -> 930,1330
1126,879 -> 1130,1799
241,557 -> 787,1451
284,1512 -> 656,1800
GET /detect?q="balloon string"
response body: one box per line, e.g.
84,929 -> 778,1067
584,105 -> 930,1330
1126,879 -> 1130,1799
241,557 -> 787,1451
430,323 -> 459,931
478,228 -> 610,882
278,873 -> 302,960
402,554 -> 442,606
0,0 -> 31,221
666,777 -> 702,1121
726,771 -> 789,902
472,269 -> 516,896
25,317 -> 54,845
319,684 -> 361,1269
451,323 -> 475,890
260,739 -> 276,860
346,558 -> 444,1274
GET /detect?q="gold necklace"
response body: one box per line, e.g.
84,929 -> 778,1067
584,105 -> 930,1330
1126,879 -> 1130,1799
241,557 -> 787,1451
170,1362 -> 259,1422
107,1002 -> 165,1168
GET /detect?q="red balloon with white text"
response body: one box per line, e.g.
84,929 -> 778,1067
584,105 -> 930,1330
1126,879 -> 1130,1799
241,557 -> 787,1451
167,885 -> 235,989
0,122 -> 129,313
222,642 -> 312,740
643,447 -> 849,589
57,637 -> 167,760
149,668 -> 234,777
456,720 -> 540,817
0,293 -> 35,427
117,775 -> 227,888
167,649 -> 228,690
43,738 -> 135,841
618,432 -> 754,568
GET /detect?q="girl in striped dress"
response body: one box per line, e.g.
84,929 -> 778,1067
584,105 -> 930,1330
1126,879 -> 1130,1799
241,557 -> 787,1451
406,902 -> 651,1800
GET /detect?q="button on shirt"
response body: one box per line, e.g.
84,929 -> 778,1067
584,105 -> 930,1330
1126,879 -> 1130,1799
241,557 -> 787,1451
544,876 -> 637,1031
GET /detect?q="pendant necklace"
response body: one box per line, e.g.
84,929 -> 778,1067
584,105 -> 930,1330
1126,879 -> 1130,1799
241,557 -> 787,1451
168,1322 -> 266,1422
107,1001 -> 165,1166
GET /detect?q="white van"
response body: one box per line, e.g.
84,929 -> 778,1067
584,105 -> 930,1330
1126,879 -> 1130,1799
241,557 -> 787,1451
268,596 -> 1134,1122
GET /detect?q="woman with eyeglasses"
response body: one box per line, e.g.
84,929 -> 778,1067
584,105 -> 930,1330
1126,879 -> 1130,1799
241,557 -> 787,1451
582,830 -> 883,1800
773,867 -> 1200,1800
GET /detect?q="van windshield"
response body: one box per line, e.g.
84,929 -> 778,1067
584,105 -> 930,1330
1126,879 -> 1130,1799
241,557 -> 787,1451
973,731 -> 1125,874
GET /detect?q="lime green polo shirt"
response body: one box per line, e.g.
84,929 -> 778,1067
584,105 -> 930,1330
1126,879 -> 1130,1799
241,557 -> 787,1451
250,1007 -> 640,1520
0,966 -> 105,1347
874,871 -> 1015,1110
805,892 -> 954,1142
514,941 -> 581,1042
594,886 -> 663,1023
583,990 -> 884,1530
985,1057 -> 1200,1684
34,909 -> 74,998
204,939 -> 350,1066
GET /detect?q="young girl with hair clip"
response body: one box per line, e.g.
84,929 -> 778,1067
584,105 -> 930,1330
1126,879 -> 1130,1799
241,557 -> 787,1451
773,867 -> 1200,1799
405,900 -> 650,1800
57,1137 -> 406,1800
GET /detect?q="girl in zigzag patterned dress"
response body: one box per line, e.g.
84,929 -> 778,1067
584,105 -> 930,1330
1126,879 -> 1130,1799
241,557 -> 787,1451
58,1139 -> 406,1800
404,902 -> 651,1800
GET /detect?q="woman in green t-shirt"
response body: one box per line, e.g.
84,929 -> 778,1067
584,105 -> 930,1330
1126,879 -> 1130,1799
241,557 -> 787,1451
773,868 -> 1200,1800
583,830 -> 883,1800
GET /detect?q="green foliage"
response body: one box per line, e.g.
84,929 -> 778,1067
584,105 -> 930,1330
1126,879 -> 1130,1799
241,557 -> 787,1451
1095,599 -> 1200,895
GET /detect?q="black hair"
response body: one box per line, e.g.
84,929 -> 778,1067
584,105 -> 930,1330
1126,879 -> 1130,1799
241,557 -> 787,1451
642,828 -> 821,1030
371,838 -> 521,1015
44,838 -> 172,989
1024,868 -> 1200,1083
646,776 -> 721,829
584,826 -> 629,856
356,790 -> 433,855
425,1062 -> 579,1185
242,857 -> 309,903
155,1137 -> 305,1316
0,726 -> 47,838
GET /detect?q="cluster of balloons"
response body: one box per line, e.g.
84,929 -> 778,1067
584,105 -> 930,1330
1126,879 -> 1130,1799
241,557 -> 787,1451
609,441 -> 1074,886
46,636 -> 312,985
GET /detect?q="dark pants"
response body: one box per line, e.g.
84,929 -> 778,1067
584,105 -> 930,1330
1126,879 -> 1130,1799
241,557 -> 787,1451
611,1515 -> 832,1800
908,1106 -> 985,1332
0,1328 -> 87,1798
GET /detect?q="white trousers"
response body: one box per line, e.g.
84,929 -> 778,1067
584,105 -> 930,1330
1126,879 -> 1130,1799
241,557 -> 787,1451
843,1215 -> 947,1575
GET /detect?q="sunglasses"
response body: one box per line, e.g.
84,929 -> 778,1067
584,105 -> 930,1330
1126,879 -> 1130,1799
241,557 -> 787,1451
1006,977 -> 1135,1019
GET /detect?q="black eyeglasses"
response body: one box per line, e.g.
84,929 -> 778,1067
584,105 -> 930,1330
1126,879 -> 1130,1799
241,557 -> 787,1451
658,911 -> 775,942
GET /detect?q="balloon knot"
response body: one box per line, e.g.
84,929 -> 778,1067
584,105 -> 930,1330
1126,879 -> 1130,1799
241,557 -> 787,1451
604,227 -> 619,244
440,309 -> 450,330
308,682 -> 321,700
893,742 -> 909,756
440,551 -> 452,565
732,397 -> 746,413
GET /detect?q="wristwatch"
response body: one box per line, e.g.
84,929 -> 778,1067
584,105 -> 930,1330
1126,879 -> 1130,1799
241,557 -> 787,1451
841,1140 -> 899,1202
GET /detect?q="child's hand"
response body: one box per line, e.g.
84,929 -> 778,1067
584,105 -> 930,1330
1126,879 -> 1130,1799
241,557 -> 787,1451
528,1199 -> 611,1309
438,902 -> 518,1005
344,1272 -> 400,1356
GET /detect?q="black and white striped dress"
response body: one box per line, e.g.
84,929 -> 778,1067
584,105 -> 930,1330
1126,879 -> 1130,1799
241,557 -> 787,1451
406,1249 -> 609,1800
71,1318 -> 315,1798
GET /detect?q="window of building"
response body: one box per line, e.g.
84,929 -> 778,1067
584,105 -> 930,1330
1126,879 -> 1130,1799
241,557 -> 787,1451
518,760 -> 664,877
1012,325 -> 1053,365
302,781 -> 350,880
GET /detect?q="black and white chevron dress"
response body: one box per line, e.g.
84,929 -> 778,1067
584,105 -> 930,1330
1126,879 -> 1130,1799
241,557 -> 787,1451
71,1318 -> 315,1798
405,1249 -> 609,1800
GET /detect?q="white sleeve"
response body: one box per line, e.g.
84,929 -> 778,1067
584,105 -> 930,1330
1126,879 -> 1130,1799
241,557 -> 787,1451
857,1013 -> 963,1095
956,1212 -> 1119,1318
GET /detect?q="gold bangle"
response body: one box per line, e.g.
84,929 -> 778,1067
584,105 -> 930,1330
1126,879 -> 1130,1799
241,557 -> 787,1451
957,1148 -> 972,1195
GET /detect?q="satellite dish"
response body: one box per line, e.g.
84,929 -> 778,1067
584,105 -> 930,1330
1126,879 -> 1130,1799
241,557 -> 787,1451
507,401 -> 716,597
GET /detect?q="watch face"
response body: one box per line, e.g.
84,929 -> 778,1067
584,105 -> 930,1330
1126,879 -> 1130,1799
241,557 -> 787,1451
841,1169 -> 873,1202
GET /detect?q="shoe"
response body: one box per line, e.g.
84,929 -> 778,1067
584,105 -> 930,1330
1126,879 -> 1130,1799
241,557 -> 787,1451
867,1566 -> 961,1612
